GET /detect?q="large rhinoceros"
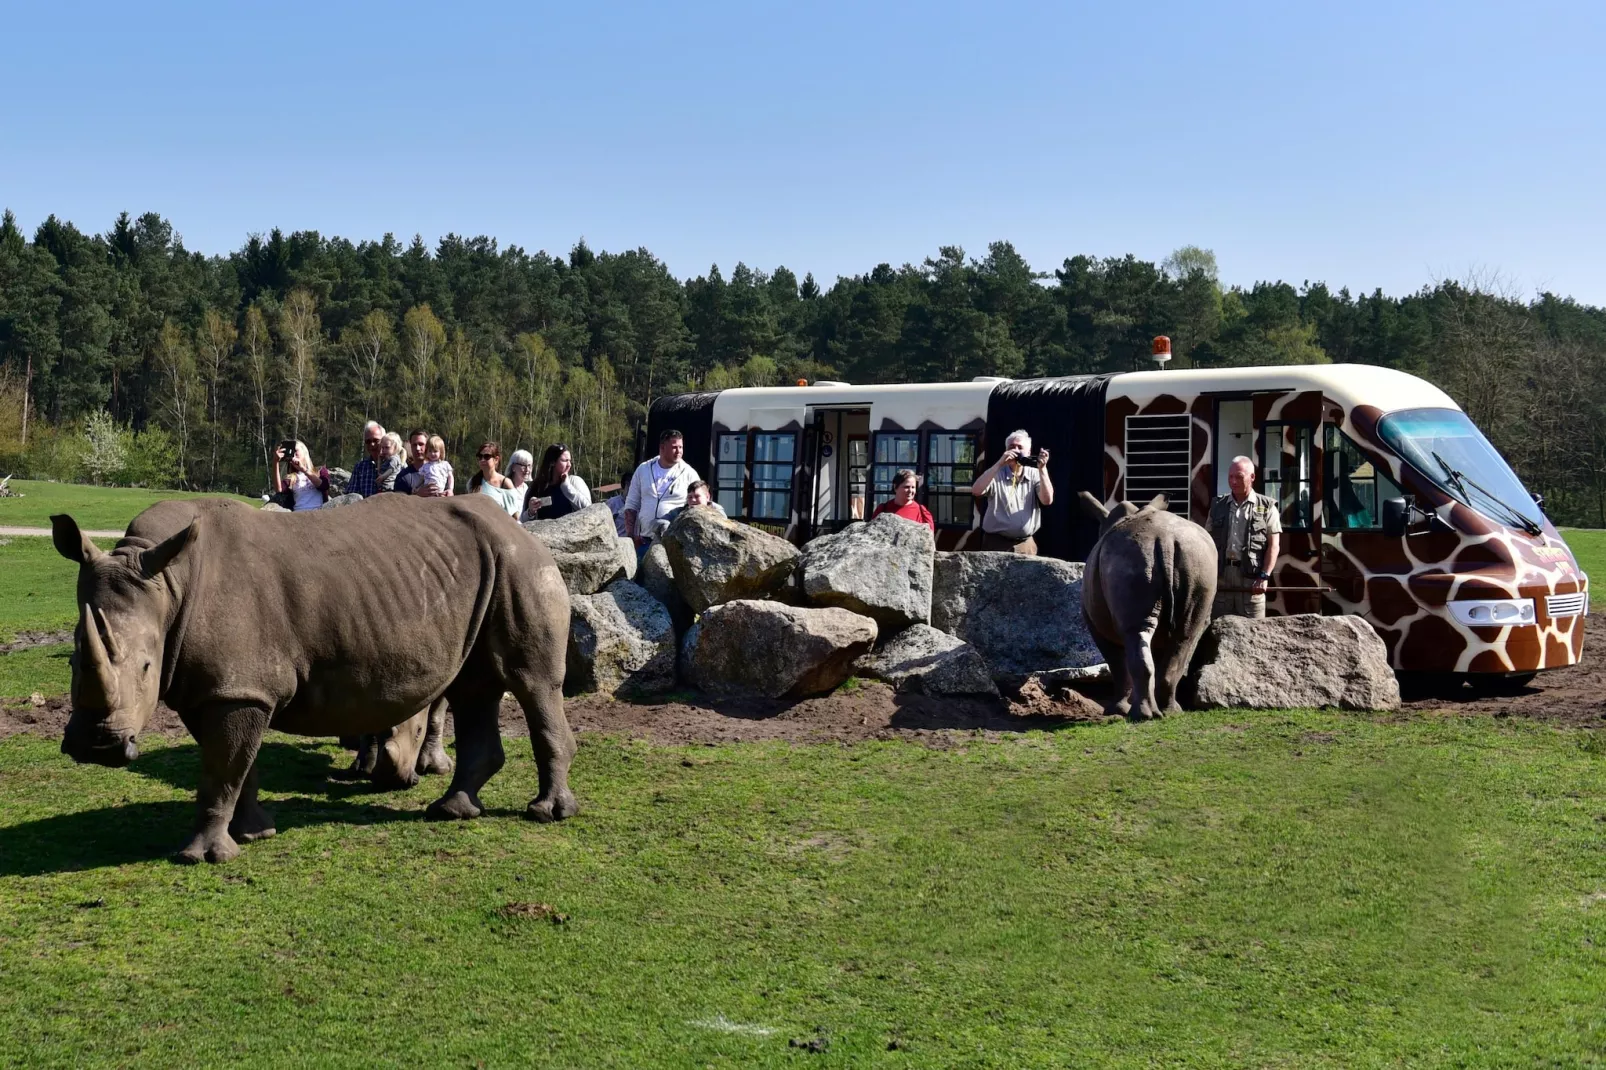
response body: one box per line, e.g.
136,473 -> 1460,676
51,493 -> 577,864
1077,492 -> 1217,720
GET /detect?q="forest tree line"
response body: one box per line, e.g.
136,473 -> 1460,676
2,210 -> 1605,524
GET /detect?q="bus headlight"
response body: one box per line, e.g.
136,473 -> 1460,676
1448,598 -> 1535,626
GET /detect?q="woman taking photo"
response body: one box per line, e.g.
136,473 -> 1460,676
468,440 -> 521,517
870,469 -> 935,531
273,439 -> 332,511
523,443 -> 593,521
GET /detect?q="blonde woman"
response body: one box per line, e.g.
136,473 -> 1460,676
273,439 -> 332,511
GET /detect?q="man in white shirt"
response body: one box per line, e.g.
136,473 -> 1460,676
624,429 -> 701,551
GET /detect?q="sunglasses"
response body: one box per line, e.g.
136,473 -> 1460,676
477,453 -> 497,461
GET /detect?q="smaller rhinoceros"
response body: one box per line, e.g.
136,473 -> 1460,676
1078,492 -> 1217,720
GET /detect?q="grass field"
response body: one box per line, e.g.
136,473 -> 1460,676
0,479 -> 259,532
0,536 -> 117,699
2,716 -> 1604,1066
2,487 -> 1604,1063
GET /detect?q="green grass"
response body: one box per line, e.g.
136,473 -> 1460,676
1561,528 -> 1605,613
0,479 -> 259,532
1,715 -> 1604,1066
0,644 -> 72,701
0,535 -> 117,643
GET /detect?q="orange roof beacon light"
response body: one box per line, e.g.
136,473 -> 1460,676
1150,335 -> 1173,369
797,378 -> 808,387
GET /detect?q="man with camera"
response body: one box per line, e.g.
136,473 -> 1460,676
1207,455 -> 1282,619
971,429 -> 1053,554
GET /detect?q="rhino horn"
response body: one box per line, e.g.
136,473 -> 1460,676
79,603 -> 120,708
137,519 -> 198,579
51,514 -> 103,566
94,606 -> 123,663
1142,495 -> 1170,513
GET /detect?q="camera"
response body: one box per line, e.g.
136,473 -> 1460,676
1014,452 -> 1039,468
279,439 -> 299,458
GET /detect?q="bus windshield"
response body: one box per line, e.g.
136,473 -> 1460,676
1376,408 -> 1543,535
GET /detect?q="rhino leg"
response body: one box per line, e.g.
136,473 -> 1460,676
513,679 -> 579,823
415,697 -> 453,777
371,709 -> 427,791
176,703 -> 270,865
227,759 -> 276,844
1122,629 -> 1161,721
425,696 -> 504,821
348,734 -> 380,777
1086,622 -> 1131,719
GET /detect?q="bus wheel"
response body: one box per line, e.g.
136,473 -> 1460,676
1396,672 -> 1464,701
1465,672 -> 1537,697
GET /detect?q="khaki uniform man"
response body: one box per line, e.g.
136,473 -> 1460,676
1206,455 -> 1281,619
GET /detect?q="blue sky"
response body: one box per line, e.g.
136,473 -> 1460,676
3,0 -> 1603,302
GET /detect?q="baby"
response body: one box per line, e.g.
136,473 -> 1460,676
418,434 -> 454,496
377,431 -> 405,492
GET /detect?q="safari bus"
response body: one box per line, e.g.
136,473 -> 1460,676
644,351 -> 1589,685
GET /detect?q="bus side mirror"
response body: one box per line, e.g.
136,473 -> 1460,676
1383,495 -> 1452,537
1382,497 -> 1410,538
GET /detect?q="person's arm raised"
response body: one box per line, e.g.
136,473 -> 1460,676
1035,450 -> 1053,506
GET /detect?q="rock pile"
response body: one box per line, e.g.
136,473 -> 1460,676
567,580 -> 676,698
930,551 -> 1102,683
1182,613 -> 1400,711
680,600 -> 878,698
855,624 -> 996,697
799,513 -> 933,628
661,507 -> 799,612
524,503 -> 628,595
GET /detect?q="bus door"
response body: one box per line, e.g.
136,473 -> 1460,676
1317,418 -> 1408,618
803,406 -> 870,540
1251,396 -> 1324,616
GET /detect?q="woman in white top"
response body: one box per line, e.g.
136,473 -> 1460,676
523,443 -> 592,522
273,439 -> 331,511
468,440 -> 521,517
506,449 -> 534,495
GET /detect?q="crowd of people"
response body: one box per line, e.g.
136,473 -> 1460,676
273,421 -> 1264,620
272,422 -> 606,526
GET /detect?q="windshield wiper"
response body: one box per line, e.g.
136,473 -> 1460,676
1432,451 -> 1542,536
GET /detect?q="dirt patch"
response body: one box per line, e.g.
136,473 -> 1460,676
540,678 -> 1109,746
5,661 -> 1601,748
1400,661 -> 1606,729
0,695 -> 188,741
0,630 -> 72,655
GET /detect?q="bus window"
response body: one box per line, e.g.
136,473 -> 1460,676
871,433 -> 919,506
925,432 -> 979,527
1261,422 -> 1313,529
1323,425 -> 1401,530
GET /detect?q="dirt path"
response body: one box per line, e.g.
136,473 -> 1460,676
0,526 -> 123,539
3,663 -> 1601,746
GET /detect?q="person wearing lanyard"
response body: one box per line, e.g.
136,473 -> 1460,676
623,428 -> 700,554
971,428 -> 1052,554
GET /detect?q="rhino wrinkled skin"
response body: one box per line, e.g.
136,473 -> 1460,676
1078,492 -> 1218,720
52,493 -> 578,864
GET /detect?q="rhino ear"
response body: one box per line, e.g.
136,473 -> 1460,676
1143,495 -> 1170,513
50,514 -> 101,566
138,519 -> 198,579
1077,491 -> 1110,520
